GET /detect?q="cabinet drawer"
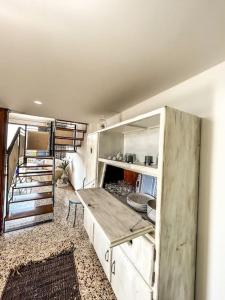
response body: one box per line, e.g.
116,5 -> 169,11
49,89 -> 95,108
120,235 -> 154,285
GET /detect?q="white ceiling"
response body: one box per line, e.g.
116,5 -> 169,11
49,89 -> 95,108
0,0 -> 225,122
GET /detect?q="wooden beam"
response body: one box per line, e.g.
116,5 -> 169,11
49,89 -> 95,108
0,108 -> 8,234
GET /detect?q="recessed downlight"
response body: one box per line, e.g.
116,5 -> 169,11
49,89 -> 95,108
34,100 -> 42,105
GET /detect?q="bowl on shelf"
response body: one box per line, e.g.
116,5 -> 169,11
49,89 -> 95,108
127,193 -> 154,212
147,200 -> 156,222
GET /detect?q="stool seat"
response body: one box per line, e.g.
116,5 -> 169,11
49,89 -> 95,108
69,199 -> 81,205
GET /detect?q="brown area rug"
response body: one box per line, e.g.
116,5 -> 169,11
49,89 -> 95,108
2,248 -> 81,300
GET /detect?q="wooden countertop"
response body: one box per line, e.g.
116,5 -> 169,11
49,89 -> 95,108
76,188 -> 154,247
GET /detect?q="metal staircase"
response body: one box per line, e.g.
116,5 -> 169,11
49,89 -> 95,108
4,119 -> 87,232
4,123 -> 55,232
54,119 -> 87,158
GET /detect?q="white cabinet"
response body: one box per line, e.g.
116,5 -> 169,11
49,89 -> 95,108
79,106 -> 200,300
93,222 -> 111,280
83,205 -> 111,280
83,207 -> 94,243
111,246 -> 152,300
86,133 -> 98,187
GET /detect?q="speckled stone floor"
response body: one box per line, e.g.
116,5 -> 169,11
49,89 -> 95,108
0,185 -> 116,300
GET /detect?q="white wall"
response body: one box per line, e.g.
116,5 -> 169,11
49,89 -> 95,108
67,136 -> 87,190
104,61 -> 225,300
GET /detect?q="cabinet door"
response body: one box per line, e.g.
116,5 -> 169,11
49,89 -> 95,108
83,207 -> 94,243
120,236 -> 154,285
86,133 -> 98,187
111,246 -> 151,300
93,221 -> 111,280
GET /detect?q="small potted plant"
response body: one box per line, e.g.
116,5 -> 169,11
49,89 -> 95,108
57,160 -> 70,187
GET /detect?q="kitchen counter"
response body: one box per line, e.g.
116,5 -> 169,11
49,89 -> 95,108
76,188 -> 154,247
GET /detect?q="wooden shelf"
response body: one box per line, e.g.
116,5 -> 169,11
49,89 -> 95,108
98,158 -> 158,177
97,108 -> 162,134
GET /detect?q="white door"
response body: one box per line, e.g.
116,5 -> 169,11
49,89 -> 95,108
111,246 -> 152,300
93,221 -> 111,280
83,207 -> 94,243
85,133 -> 98,188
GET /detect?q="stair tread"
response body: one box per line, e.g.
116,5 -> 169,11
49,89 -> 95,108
20,163 -> 52,168
5,204 -> 53,221
14,181 -> 52,189
12,192 -> 53,203
56,126 -> 75,132
55,136 -> 83,141
54,143 -> 75,146
54,149 -> 78,152
18,172 -> 53,177
25,155 -> 54,159
19,169 -> 52,174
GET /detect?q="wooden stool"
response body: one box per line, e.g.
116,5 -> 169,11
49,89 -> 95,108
66,199 -> 84,227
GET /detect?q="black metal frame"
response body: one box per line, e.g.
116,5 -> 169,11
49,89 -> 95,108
5,127 -> 25,218
54,119 -> 88,155
5,122 -> 55,230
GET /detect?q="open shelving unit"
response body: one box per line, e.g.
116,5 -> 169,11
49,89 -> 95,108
83,106 -> 201,300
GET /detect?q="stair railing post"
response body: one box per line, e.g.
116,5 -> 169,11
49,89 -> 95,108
24,124 -> 27,164
6,153 -> 9,218
74,124 -> 77,152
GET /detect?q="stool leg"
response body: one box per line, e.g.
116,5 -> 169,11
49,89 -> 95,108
66,203 -> 71,220
73,204 -> 77,227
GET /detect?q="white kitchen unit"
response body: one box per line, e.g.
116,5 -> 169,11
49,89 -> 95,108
77,188 -> 155,300
78,106 -> 201,300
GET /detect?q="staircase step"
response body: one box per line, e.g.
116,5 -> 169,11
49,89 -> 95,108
25,155 -> 54,159
5,204 -> 53,221
12,192 -> 53,203
20,163 -> 52,168
14,181 -> 52,189
5,219 -> 53,232
54,143 -> 75,146
55,143 -> 81,147
54,149 -> 79,152
19,169 -> 52,174
56,126 -> 75,132
18,172 -> 53,177
55,136 -> 83,141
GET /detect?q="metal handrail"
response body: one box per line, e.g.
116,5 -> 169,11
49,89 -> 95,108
7,127 -> 24,155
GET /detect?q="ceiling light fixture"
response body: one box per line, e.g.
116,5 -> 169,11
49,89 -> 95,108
34,100 -> 42,105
